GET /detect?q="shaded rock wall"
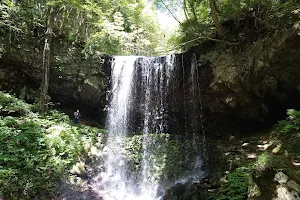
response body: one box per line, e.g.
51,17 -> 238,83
191,22 -> 300,136
0,54 -> 112,126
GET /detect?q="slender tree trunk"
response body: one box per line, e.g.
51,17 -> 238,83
40,7 -> 55,112
188,0 -> 198,22
209,0 -> 224,37
77,12 -> 87,43
183,0 -> 189,20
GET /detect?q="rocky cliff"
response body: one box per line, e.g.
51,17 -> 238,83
190,13 -> 300,136
0,44 -> 112,126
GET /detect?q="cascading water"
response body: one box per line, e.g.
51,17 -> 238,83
93,56 -> 137,200
139,56 -> 175,198
171,54 -> 206,184
91,53 -> 206,200
188,54 -> 207,181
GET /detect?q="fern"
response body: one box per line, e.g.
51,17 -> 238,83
0,91 -> 105,198
217,168 -> 249,200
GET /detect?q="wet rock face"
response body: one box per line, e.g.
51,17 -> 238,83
191,26 -> 300,134
0,55 -> 112,125
163,181 -> 207,200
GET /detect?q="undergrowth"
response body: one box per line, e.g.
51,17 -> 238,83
210,109 -> 300,200
218,168 -> 249,200
275,109 -> 300,158
0,91 -> 105,199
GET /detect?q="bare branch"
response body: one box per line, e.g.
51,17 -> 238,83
181,36 -> 238,46
157,36 -> 238,55
157,0 -> 182,24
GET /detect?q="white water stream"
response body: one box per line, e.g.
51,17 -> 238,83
91,55 -> 205,200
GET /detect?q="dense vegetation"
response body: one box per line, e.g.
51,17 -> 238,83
0,91 -> 105,199
155,0 -> 300,50
207,109 -> 300,200
275,109 -> 300,160
2,89 -> 300,199
0,0 -> 166,56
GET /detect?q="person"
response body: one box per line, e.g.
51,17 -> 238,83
74,109 -> 80,124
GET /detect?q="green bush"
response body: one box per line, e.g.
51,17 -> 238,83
276,109 -> 300,134
0,118 -> 56,198
0,91 -> 105,198
275,109 -> 300,157
217,168 -> 249,200
0,92 -> 32,116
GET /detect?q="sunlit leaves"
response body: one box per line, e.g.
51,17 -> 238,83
0,0 -> 166,57
0,91 -> 105,198
169,0 -> 300,51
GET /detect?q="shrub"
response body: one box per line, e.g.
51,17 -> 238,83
0,92 -> 32,116
0,91 -> 105,198
217,168 -> 249,200
276,109 -> 300,134
275,109 -> 300,157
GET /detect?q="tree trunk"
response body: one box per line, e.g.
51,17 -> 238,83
40,7 -> 55,112
209,0 -> 224,37
188,0 -> 198,22
183,0 -> 189,20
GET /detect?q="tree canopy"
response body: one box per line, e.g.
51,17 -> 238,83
1,0 -> 300,56
0,0 -> 166,56
154,0 -> 300,51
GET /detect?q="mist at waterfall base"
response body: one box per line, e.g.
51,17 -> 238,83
91,54 -> 206,200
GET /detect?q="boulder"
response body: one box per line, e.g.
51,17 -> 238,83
277,185 -> 300,200
287,180 -> 300,192
248,175 -> 261,198
274,172 -> 289,184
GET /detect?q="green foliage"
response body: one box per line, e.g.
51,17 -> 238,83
168,0 -> 300,51
125,134 -> 143,169
0,118 -> 56,198
0,91 -> 105,199
163,139 -> 184,176
253,152 -> 271,171
275,109 -> 300,158
0,92 -> 31,116
163,138 -> 199,178
217,168 -> 249,200
276,109 -> 300,134
125,133 -> 170,178
0,0 -> 167,57
218,0 -> 278,19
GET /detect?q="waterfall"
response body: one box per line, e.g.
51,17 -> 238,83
139,55 -> 175,198
93,56 -> 137,200
171,53 -> 206,184
91,54 -> 206,200
189,53 -> 207,180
